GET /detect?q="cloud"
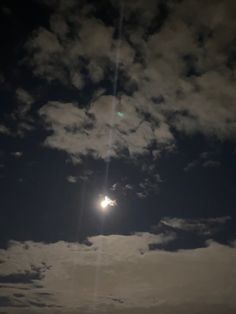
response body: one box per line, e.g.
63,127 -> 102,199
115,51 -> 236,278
202,160 -> 221,168
25,13 -> 127,88
38,96 -> 173,162
11,152 -> 23,158
124,184 -> 133,191
16,88 -> 34,106
1,88 -> 36,138
137,177 -> 160,198
110,176 -> 160,198
0,234 -> 236,313
25,27 -> 65,82
78,169 -> 93,182
127,0 -> 236,141
184,151 -> 220,171
110,182 -> 134,196
15,88 -> 34,116
136,191 -> 147,199
49,13 -> 69,37
159,216 -> 231,236
15,0 -> 235,163
0,125 -> 11,135
24,3 -> 175,162
66,176 -> 77,183
184,159 -> 198,172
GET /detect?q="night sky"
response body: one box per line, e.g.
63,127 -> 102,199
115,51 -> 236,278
0,0 -> 236,313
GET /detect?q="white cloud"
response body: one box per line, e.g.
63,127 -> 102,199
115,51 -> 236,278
0,234 -> 236,313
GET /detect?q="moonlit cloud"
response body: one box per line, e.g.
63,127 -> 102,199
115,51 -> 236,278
0,235 -> 236,313
38,96 -> 170,162
66,175 -> 77,183
21,0 -> 235,164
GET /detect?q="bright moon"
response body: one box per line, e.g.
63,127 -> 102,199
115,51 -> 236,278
100,196 -> 116,212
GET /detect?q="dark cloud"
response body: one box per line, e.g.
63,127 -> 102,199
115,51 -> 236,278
184,151 -> 220,171
202,160 -> 221,168
0,270 -> 42,284
0,125 -> 10,135
159,216 -> 231,236
0,296 -> 13,307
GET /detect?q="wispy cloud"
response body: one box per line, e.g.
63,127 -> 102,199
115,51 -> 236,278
184,151 -> 220,172
66,176 -> 77,183
159,216 -> 231,236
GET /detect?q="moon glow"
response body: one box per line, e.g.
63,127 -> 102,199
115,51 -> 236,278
100,196 -> 116,212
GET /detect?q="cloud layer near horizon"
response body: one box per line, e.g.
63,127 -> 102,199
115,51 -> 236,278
0,233 -> 236,313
